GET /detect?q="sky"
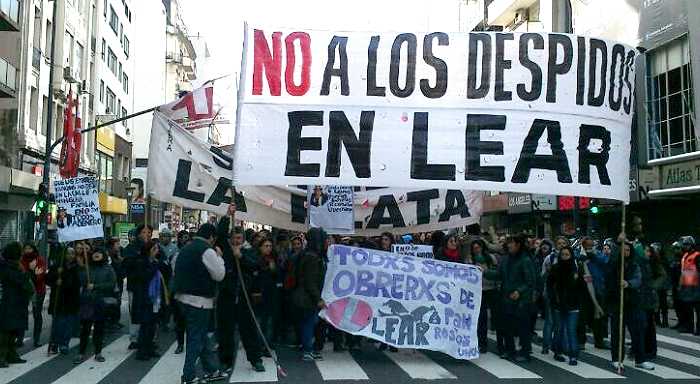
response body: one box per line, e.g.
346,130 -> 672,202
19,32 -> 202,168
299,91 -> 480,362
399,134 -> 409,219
180,0 -> 466,144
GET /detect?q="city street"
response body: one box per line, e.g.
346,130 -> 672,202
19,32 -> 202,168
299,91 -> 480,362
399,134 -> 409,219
2,301 -> 700,384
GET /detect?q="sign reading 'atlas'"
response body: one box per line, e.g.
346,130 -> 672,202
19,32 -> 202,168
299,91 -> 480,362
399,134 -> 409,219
234,27 -> 637,202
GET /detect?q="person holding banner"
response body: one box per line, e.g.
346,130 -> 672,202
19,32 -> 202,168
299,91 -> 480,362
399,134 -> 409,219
376,232 -> 399,353
46,247 -> 81,355
471,239 -> 500,354
436,235 -> 465,264
484,234 -> 536,362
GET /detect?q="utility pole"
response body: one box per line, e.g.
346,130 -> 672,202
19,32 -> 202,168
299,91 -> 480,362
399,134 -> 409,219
39,0 -> 58,258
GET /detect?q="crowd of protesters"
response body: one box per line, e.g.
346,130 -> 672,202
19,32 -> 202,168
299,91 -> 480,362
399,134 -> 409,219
0,203 -> 699,383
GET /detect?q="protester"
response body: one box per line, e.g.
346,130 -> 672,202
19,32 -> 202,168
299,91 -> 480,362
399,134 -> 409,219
0,242 -> 34,368
435,234 -> 465,263
74,250 -> 117,364
123,225 -> 152,349
106,238 -> 125,329
540,238 -> 563,355
471,239 -> 500,354
485,234 -> 536,362
642,244 -> 668,359
293,228 -> 326,362
651,243 -> 671,328
18,243 -> 47,348
173,223 -> 227,383
678,236 -> 700,335
548,246 -> 582,366
377,232 -> 399,353
160,229 -> 179,266
576,237 -> 609,350
254,238 -> 280,354
607,240 -> 654,371
47,247 -> 81,355
177,230 -> 191,249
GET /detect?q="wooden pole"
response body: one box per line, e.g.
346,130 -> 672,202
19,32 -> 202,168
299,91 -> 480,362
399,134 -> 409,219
617,203 -> 626,373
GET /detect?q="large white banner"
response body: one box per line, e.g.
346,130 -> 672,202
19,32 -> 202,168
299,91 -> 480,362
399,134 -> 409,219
147,112 -> 483,235
320,245 -> 483,359
234,27 -> 637,202
54,176 -> 104,243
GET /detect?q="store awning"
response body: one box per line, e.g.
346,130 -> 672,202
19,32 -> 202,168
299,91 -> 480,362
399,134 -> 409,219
99,192 -> 128,215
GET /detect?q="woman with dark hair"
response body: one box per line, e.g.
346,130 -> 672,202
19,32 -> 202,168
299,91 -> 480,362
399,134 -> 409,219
47,247 -> 81,355
74,250 -> 117,364
128,239 -> 165,361
548,246 -> 582,365
0,242 -> 34,367
293,228 -> 326,361
18,243 -> 47,348
472,239 -> 500,354
642,244 -> 668,360
436,235 -> 465,263
254,238 -> 279,353
177,230 -> 191,249
377,232 -> 399,352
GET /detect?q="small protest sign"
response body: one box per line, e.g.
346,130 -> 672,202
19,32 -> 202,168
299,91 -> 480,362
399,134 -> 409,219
308,185 -> 354,234
320,245 -> 482,359
54,176 -> 104,243
392,244 -> 434,258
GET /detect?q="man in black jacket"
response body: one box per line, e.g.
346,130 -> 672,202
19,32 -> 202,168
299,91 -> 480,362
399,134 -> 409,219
123,225 -> 151,349
0,242 -> 34,367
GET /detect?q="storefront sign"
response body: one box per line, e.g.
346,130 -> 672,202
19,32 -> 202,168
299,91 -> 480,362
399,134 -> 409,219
660,159 -> 700,189
508,193 -> 532,214
532,194 -> 557,211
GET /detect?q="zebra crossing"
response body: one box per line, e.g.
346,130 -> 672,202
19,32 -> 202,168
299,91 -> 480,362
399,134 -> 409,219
3,331 -> 700,384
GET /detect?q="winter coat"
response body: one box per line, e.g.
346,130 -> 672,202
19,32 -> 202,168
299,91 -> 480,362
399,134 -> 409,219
79,262 -> 117,321
253,251 -> 280,315
46,261 -> 81,316
215,217 -> 258,300
124,253 -> 160,324
292,228 -> 325,314
605,254 -> 642,313
0,259 -> 34,331
548,258 -> 583,312
484,250 -> 536,315
20,252 -> 47,296
122,238 -> 145,292
634,252 -> 668,312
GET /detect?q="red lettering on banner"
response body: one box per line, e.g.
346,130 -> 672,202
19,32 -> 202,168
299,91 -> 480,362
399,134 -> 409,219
253,30 -> 282,95
285,32 -> 312,96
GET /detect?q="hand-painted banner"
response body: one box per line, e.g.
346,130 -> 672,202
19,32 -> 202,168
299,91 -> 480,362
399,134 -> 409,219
392,244 -> 434,259
320,245 -> 482,359
54,176 -> 104,243
147,112 -> 483,236
234,27 -> 637,202
308,185 -> 354,234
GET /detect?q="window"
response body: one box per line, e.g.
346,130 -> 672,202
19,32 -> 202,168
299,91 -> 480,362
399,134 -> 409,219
119,23 -> 123,43
109,6 -> 118,34
117,99 -> 121,118
103,0 -> 107,17
118,62 -> 122,82
45,20 -> 52,54
41,95 -> 48,135
647,36 -> 696,159
29,87 -> 39,132
75,42 -> 84,80
122,72 -> 128,94
121,107 -> 127,126
101,38 -> 105,60
105,87 -> 115,113
99,80 -> 104,102
123,35 -> 129,58
107,47 -> 117,75
63,32 -> 74,68
96,151 -> 114,194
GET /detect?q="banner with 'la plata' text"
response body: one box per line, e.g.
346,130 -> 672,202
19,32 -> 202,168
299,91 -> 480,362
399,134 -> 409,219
234,27 -> 637,202
320,245 -> 482,360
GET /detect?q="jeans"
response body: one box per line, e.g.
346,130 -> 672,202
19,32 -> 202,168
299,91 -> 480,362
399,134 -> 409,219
502,309 -> 532,356
555,310 -> 579,359
180,302 -> 220,381
643,310 -> 657,359
137,314 -> 157,356
19,293 -> 45,345
0,330 -> 19,362
300,311 -> 319,354
610,310 -> 646,364
542,298 -> 560,353
50,314 -> 79,350
79,320 -> 105,355
216,297 -> 262,367
576,294 -> 607,347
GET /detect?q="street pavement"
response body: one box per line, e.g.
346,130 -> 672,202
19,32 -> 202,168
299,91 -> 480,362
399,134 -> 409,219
3,298 -> 700,384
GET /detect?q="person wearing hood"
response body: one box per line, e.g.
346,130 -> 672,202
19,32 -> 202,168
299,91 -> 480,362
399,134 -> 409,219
606,240 -> 654,371
0,242 -> 34,368
539,239 -> 561,356
47,247 -> 81,355
18,243 -> 47,348
484,234 -> 536,362
548,246 -> 583,366
293,227 -> 326,362
642,244 -> 668,359
74,250 -> 117,364
122,224 -> 152,349
472,239 -> 500,354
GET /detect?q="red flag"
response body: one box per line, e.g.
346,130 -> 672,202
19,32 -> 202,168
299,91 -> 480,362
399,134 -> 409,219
59,90 -> 75,178
71,96 -> 82,177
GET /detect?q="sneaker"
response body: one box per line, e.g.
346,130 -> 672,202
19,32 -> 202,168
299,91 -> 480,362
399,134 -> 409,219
302,352 -> 314,361
569,358 -> 578,366
203,370 -> 228,382
47,345 -> 58,355
311,351 -> 323,360
73,355 -> 86,365
94,354 -> 106,363
128,342 -> 138,350
59,347 -> 70,355
635,362 -> 655,370
252,361 -> 266,372
181,377 -> 203,384
553,354 -> 566,362
514,355 -> 531,363
8,357 -> 26,364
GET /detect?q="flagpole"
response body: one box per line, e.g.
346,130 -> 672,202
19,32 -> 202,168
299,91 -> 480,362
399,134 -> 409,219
617,202 -> 626,374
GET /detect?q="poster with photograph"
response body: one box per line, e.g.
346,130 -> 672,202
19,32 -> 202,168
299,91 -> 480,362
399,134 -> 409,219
308,185 -> 354,234
54,176 -> 104,243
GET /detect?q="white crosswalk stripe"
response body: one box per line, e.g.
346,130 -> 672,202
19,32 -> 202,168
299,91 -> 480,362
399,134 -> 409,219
656,346 -> 700,367
138,342 -> 183,384
228,347 -> 278,382
383,349 -> 456,379
656,334 -> 700,351
583,346 -> 700,379
0,339 -> 79,383
315,348 -> 369,380
51,335 -> 135,384
469,352 -> 542,379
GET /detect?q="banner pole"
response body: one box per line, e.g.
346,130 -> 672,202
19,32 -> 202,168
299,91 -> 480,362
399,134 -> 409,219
617,202 -> 626,374
231,22 -> 249,185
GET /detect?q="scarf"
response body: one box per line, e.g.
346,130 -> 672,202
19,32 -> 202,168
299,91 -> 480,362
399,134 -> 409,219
444,248 -> 460,262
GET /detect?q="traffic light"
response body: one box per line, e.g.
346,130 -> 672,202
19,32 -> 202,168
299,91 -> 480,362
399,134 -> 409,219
589,199 -> 600,214
35,183 -> 49,217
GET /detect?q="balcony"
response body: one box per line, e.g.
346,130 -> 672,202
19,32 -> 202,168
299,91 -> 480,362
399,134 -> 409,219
487,0 -> 536,27
32,47 -> 41,71
0,0 -> 19,31
0,57 -> 17,98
